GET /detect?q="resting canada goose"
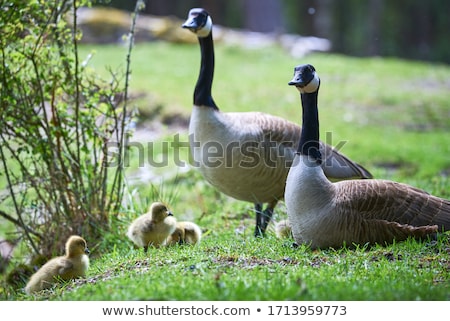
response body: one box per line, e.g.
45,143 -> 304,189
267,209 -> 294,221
182,8 -> 372,237
25,235 -> 89,294
285,64 -> 450,249
166,221 -> 202,246
127,202 -> 177,251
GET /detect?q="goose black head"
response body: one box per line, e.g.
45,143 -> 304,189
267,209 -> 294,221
288,64 -> 320,94
182,8 -> 213,38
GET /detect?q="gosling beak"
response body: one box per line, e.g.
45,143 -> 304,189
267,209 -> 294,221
167,211 -> 173,217
85,248 -> 90,255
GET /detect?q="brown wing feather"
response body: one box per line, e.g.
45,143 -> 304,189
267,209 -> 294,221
355,219 -> 438,245
337,179 -> 450,231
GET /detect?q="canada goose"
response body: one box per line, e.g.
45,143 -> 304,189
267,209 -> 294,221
166,221 -> 202,246
182,8 -> 372,237
127,202 -> 177,251
274,219 -> 293,239
285,64 -> 450,249
24,235 -> 89,294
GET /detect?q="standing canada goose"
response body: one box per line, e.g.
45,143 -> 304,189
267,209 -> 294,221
127,202 -> 177,251
285,64 -> 450,249
25,235 -> 89,294
166,221 -> 202,246
182,8 -> 372,237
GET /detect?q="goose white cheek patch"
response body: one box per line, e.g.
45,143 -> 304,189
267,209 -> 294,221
301,73 -> 320,94
197,16 -> 213,38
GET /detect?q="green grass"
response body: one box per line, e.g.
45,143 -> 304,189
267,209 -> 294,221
11,231 -> 450,301
2,41 -> 450,301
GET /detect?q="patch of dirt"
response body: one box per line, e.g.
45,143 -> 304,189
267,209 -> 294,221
210,255 -> 299,269
130,92 -> 190,143
440,167 -> 450,178
370,251 -> 403,262
372,161 -> 418,176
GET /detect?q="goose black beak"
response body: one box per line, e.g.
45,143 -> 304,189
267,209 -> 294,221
288,74 -> 309,87
167,211 -> 174,216
182,18 -> 199,31
85,248 -> 90,255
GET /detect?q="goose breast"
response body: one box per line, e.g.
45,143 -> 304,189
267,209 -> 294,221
189,107 -> 298,203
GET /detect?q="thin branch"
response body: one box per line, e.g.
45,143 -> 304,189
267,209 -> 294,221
0,210 -> 42,238
0,142 -> 40,253
109,0 -> 146,213
71,0 -> 82,167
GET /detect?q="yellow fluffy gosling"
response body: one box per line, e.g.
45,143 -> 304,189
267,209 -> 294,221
127,202 -> 177,251
25,235 -> 89,294
274,219 -> 293,239
166,221 -> 202,246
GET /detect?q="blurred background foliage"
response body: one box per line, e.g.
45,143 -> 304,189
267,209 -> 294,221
101,0 -> 450,64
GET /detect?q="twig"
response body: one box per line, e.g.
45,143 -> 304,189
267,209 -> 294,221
0,143 -> 40,253
109,0 -> 147,213
0,210 -> 41,238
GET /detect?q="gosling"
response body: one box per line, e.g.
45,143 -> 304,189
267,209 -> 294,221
274,219 -> 293,239
166,221 -> 202,246
25,235 -> 90,294
127,202 -> 177,251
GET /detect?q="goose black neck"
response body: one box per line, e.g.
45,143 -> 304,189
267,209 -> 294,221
297,91 -> 322,163
194,33 -> 218,109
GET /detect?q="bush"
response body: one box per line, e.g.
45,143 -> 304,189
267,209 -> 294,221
0,0 -> 138,261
